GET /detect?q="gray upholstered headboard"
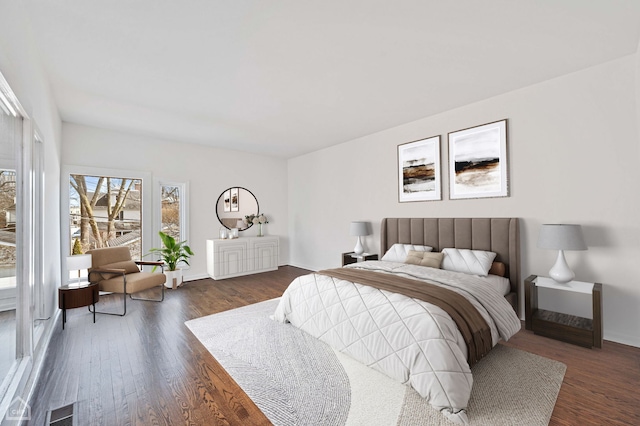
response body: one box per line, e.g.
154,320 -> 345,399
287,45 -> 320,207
380,218 -> 520,311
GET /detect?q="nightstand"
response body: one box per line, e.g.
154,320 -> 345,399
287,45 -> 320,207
525,275 -> 602,348
58,282 -> 99,330
341,252 -> 378,266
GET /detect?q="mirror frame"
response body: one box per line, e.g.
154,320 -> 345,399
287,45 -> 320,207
215,186 -> 259,231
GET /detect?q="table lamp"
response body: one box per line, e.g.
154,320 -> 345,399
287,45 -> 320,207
67,254 -> 92,287
537,224 -> 587,283
350,221 -> 369,256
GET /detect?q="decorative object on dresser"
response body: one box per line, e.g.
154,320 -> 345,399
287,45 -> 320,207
397,135 -> 441,202
66,253 -> 92,287
448,119 -> 509,200
349,221 -> 369,255
206,236 -> 278,280
537,223 -> 587,283
525,275 -> 602,348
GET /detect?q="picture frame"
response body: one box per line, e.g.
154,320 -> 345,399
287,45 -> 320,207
398,135 -> 441,202
230,187 -> 239,212
223,189 -> 231,212
448,119 -> 508,200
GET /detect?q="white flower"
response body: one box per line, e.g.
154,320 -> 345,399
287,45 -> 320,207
252,217 -> 259,224
258,214 -> 268,224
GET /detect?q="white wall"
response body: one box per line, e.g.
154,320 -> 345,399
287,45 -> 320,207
0,3 -> 62,323
62,123 -> 289,280
288,54 -> 640,347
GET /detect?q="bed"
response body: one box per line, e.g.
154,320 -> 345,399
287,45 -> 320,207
273,218 -> 521,424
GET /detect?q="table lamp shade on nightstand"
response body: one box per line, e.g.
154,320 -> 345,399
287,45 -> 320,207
350,221 -> 369,255
537,224 -> 587,283
67,254 -> 92,286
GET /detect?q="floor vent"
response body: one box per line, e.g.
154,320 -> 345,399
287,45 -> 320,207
46,403 -> 76,426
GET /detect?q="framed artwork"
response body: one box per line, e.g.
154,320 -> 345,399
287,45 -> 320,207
230,187 -> 239,212
223,189 -> 231,212
398,135 -> 441,202
448,119 -> 508,200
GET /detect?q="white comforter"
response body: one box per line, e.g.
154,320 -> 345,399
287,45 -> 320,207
272,261 -> 521,424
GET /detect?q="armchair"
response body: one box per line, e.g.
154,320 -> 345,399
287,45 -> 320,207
87,246 -> 165,316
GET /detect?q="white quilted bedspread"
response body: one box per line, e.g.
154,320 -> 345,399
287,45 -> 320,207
272,261 -> 521,424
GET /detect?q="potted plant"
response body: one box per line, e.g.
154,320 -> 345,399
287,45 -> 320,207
148,231 -> 194,288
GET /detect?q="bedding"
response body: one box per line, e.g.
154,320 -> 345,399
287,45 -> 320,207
441,248 -> 497,276
272,260 -> 521,424
380,243 -> 433,262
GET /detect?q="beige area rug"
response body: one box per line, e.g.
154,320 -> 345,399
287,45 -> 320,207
186,298 -> 566,426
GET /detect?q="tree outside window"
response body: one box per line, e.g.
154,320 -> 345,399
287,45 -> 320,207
69,174 -> 142,259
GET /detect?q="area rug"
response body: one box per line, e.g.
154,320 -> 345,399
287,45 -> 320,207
186,298 -> 566,426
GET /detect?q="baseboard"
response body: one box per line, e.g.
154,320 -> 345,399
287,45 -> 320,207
603,332 -> 640,349
287,262 -> 317,272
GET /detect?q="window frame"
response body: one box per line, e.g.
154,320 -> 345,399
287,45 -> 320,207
61,165 -> 152,277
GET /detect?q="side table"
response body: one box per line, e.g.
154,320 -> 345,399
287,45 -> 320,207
342,252 -> 378,266
58,282 -> 99,330
525,275 -> 602,348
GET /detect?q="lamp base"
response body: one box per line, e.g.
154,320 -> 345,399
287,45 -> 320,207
549,250 -> 574,283
353,236 -> 364,256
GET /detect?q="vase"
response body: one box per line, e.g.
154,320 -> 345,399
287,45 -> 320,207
257,223 -> 263,237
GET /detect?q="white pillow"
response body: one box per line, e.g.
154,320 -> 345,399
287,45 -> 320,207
441,248 -> 497,277
381,243 -> 433,263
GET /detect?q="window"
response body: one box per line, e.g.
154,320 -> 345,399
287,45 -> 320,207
69,174 -> 143,260
157,182 -> 188,244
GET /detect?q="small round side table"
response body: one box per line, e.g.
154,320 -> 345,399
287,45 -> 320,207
58,282 -> 99,330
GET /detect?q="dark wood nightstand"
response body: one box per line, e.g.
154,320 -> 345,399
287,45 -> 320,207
58,282 -> 99,330
341,252 -> 378,266
525,275 -> 602,348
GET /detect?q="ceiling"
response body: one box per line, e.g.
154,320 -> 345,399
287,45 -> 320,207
22,1 -> 640,158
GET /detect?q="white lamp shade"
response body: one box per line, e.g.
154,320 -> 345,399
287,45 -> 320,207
537,224 -> 587,251
349,221 -> 369,237
537,224 -> 586,283
67,254 -> 92,271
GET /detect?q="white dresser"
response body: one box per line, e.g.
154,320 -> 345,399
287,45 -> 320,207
206,236 -> 279,280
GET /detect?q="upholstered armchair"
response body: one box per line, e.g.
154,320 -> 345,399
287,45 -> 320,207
87,246 -> 166,316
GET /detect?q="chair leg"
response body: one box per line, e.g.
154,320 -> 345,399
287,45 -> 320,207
88,283 -> 163,317
89,292 -> 127,316
130,284 -> 165,302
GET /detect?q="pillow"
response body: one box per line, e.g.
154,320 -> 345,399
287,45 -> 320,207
381,243 -> 433,263
405,251 -> 444,269
92,260 -> 140,281
441,248 -> 497,277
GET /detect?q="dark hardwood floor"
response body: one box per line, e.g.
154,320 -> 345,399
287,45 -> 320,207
28,266 -> 640,425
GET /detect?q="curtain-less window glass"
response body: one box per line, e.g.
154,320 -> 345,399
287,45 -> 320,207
161,185 -> 181,241
0,85 -> 20,400
69,175 -> 143,264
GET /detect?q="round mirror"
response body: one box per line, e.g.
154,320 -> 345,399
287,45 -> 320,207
216,187 -> 259,230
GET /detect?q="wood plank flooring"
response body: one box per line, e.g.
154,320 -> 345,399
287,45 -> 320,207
28,266 -> 640,425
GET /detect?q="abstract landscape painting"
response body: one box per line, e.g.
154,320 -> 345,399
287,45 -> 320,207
448,120 -> 508,199
398,136 -> 441,202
